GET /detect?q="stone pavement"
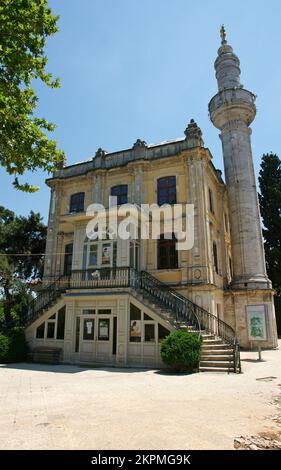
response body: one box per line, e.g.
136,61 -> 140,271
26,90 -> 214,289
0,342 -> 280,450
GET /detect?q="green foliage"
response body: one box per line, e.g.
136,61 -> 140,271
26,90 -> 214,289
0,206 -> 46,328
0,0 -> 65,191
0,205 -> 46,279
160,330 -> 203,372
258,153 -> 281,293
0,328 -> 28,363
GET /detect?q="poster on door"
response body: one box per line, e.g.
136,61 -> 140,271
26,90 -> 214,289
246,305 -> 267,341
99,319 -> 109,340
102,244 -> 111,265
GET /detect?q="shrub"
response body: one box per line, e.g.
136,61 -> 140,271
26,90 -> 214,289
160,330 -> 203,372
0,328 -> 28,363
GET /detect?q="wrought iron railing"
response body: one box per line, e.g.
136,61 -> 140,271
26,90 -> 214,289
25,267 -> 241,372
70,267 -> 130,289
132,269 -> 241,373
24,275 -> 67,326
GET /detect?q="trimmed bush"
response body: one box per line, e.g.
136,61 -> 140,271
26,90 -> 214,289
0,328 -> 28,363
160,329 -> 203,372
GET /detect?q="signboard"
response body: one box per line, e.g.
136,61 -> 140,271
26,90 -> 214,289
130,320 -> 141,339
86,321 -> 92,335
102,243 -> 111,265
246,305 -> 267,341
99,319 -> 109,340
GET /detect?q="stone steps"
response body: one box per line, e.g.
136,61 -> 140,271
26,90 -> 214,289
201,354 -> 233,360
201,349 -> 233,356
200,335 -> 235,372
201,343 -> 231,350
200,360 -> 233,368
200,366 -> 234,373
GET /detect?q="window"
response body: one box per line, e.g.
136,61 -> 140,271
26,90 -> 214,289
130,241 -> 140,269
69,192 -> 85,213
130,304 -> 141,320
229,257 -> 233,278
83,319 -> 95,340
157,176 -> 176,205
98,309 -> 111,315
98,319 -> 110,340
130,303 -> 141,342
36,323 -> 45,339
224,213 -> 229,232
111,185 -> 128,205
144,324 -> 155,342
209,189 -> 215,215
64,243 -> 73,276
158,324 -> 170,342
144,313 -> 153,320
213,241 -> 219,274
56,307 -> 66,340
157,234 -> 178,270
89,244 -> 98,266
47,322 -> 55,339
82,309 -> 96,315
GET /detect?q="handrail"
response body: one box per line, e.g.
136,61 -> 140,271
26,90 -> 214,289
24,275 -> 67,326
138,269 -> 237,344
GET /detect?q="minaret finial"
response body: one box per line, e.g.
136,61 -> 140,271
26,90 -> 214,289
220,25 -> 227,45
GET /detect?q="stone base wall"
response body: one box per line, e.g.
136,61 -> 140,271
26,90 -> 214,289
224,289 -> 278,349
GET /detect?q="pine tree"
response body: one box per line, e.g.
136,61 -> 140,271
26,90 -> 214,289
258,153 -> 281,293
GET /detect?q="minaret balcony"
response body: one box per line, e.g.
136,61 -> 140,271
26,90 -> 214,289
209,88 -> 256,129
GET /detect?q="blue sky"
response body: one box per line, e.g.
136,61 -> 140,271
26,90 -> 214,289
1,0 -> 281,221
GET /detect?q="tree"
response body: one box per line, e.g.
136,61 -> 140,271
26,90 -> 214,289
0,0 -> 65,192
258,153 -> 281,293
0,206 -> 47,328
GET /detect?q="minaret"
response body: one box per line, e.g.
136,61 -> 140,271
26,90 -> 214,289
209,27 -> 278,349
209,26 -> 270,290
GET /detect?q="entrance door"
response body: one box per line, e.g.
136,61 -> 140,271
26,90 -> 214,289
77,310 -> 114,364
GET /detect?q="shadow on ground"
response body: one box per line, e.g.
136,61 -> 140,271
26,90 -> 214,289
0,362 -> 157,374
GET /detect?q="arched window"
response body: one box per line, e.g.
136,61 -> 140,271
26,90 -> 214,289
157,176 -> 176,205
157,234 -> 178,270
111,185 -> 128,205
70,192 -> 85,213
209,189 -> 215,215
213,241 -> 219,274
64,243 -> 73,275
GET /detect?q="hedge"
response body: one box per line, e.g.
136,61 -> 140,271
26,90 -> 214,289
0,328 -> 28,363
160,329 -> 203,372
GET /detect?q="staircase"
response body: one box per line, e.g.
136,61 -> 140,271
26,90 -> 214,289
200,334 -> 236,372
24,267 -> 241,373
24,276 -> 66,326
129,272 -> 239,373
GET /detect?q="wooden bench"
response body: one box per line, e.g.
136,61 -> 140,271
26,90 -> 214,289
32,347 -> 62,364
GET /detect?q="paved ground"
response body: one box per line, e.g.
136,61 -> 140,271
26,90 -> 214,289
1,343 -> 281,450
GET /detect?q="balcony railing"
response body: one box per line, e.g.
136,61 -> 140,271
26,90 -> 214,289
69,267 -> 130,289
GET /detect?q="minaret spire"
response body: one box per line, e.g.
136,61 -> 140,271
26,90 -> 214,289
220,24 -> 227,45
